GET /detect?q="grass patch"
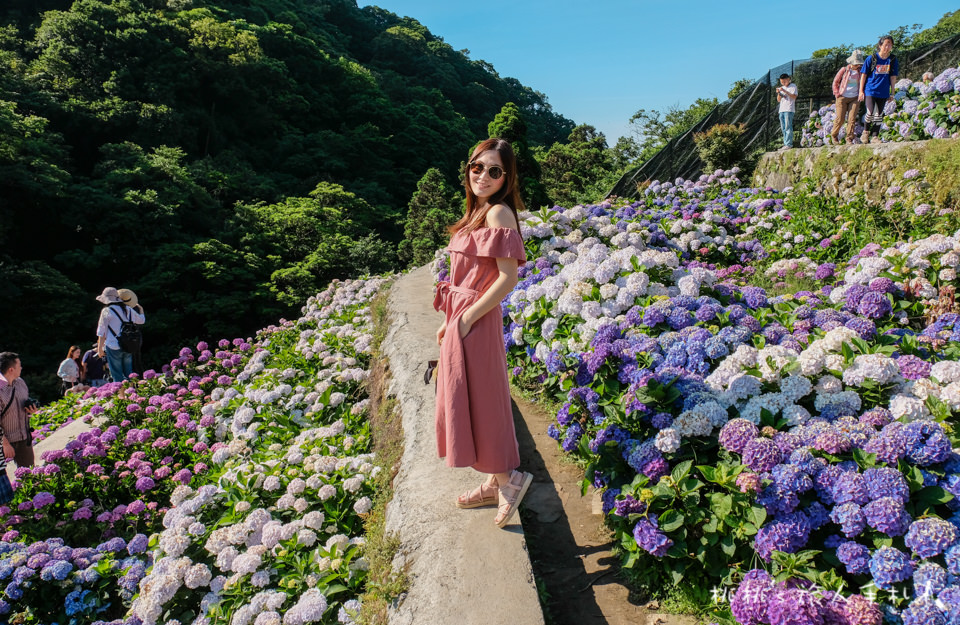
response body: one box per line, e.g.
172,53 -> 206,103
359,289 -> 408,625
748,273 -> 820,297
923,138 -> 960,209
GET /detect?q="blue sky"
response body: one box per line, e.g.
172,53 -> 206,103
360,1 -> 955,143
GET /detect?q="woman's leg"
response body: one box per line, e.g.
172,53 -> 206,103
105,347 -> 125,382
121,351 -> 134,379
863,96 -> 882,140
845,97 -> 859,139
832,97 -> 846,141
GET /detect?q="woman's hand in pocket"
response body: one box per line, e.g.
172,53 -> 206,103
436,323 -> 446,346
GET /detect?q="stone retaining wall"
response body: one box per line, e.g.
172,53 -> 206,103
753,139 -> 960,209
752,141 -> 933,203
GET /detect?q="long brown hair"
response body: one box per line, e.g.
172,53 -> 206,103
450,138 -> 525,236
66,345 -> 81,360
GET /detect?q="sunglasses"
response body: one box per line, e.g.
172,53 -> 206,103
467,161 -> 505,180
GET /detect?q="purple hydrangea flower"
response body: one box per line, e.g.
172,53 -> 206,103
719,419 -> 759,454
633,515 -> 673,557
742,438 -> 783,473
857,292 -> 892,319
897,355 -> 932,380
844,594 -> 882,625
831,471 -> 869,505
766,587 -> 823,625
730,569 -> 775,625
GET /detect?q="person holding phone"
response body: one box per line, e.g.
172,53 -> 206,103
776,73 -> 798,150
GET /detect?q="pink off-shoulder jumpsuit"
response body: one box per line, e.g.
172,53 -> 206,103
433,226 -> 527,474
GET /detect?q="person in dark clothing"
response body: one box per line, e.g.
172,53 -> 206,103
82,343 -> 108,387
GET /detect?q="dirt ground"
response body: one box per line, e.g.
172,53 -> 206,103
512,394 -> 699,625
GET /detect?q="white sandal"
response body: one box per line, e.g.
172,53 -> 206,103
494,470 -> 533,528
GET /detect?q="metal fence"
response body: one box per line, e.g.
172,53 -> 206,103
607,33 -> 960,199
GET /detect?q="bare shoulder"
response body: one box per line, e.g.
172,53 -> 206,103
485,204 -> 518,230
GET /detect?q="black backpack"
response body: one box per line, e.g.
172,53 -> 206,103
109,304 -> 143,353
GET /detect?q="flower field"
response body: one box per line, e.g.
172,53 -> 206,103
490,169 -> 960,624
801,65 -> 960,146
0,277 -> 389,625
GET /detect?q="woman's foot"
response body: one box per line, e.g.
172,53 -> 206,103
456,477 -> 499,509
494,470 -> 533,528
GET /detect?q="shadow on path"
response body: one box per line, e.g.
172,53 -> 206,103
513,394 -> 697,625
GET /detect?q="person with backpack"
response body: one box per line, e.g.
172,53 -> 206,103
859,35 -> 899,144
95,287 -> 145,382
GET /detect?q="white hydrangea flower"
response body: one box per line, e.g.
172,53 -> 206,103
654,428 -> 681,454
889,394 -> 930,421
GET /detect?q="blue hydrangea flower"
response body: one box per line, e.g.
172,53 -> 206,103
869,546 -> 915,589
863,497 -> 912,536
831,471 -> 870,505
905,517 -> 957,558
863,467 -> 910,503
772,464 -> 812,493
803,502 -> 830,530
830,502 -> 866,538
836,540 -> 871,575
903,421 -> 952,466
754,512 -> 811,561
912,561 -> 947,598
901,595 -> 947,625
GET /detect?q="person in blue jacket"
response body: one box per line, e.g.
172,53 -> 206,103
859,35 -> 898,143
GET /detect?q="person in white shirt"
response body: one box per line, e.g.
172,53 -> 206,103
776,73 -> 798,149
56,345 -> 86,394
95,287 -> 145,382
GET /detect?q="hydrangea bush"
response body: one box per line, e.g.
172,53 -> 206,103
801,65 -> 960,146
490,172 -> 960,624
0,277 -> 388,625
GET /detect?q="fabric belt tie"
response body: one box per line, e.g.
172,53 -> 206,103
434,281 -> 480,313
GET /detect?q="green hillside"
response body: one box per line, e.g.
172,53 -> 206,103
0,0 -> 573,396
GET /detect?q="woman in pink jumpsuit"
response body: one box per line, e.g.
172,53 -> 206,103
434,138 -> 534,528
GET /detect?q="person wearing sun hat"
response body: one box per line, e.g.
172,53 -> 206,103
95,286 -> 145,382
831,49 -> 865,144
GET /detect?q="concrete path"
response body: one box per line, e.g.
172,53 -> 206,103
383,265 -> 545,625
6,418 -> 94,481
